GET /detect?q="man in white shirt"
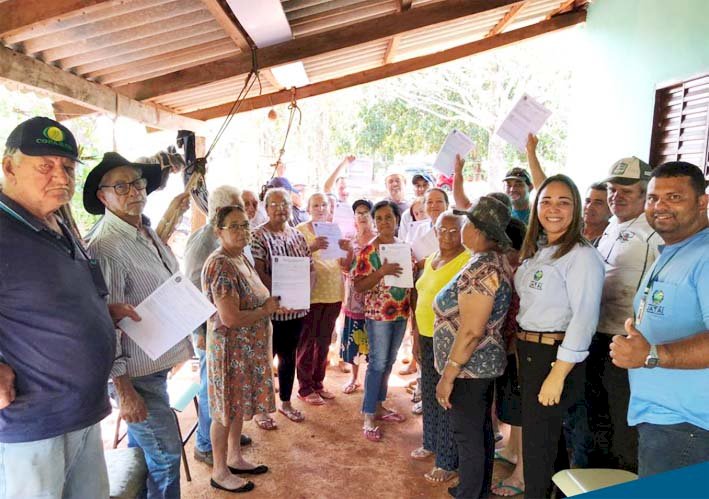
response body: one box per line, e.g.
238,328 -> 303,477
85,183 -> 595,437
588,157 -> 662,472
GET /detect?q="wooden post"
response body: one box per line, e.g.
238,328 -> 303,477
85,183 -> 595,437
190,136 -> 207,234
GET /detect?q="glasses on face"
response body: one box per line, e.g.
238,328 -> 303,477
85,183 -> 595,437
268,202 -> 289,210
220,222 -> 250,232
437,227 -> 460,236
100,177 -> 148,196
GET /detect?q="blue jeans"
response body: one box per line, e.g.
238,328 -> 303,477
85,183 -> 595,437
195,348 -> 212,452
362,319 -> 407,415
637,422 -> 709,477
127,370 -> 182,499
0,422 -> 108,499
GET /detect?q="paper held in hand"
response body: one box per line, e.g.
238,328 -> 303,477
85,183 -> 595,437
347,158 -> 374,190
313,222 -> 347,260
433,129 -> 475,176
117,272 -> 216,361
379,243 -> 414,288
496,93 -> 551,151
332,202 -> 356,237
271,255 -> 311,310
411,227 -> 438,261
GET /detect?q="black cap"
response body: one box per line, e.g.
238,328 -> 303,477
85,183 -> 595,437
453,196 -> 512,248
352,198 -> 373,212
83,152 -> 162,215
5,117 -> 80,162
503,167 -> 532,188
266,176 -> 297,193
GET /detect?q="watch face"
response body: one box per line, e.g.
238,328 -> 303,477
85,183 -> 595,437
645,355 -> 659,368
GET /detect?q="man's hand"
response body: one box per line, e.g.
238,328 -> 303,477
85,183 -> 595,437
0,364 -> 16,410
108,303 -> 141,325
526,134 -> 538,155
118,384 -> 148,423
454,154 -> 465,176
610,318 -> 651,369
538,371 -> 564,406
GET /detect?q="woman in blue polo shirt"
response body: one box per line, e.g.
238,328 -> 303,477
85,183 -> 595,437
514,174 -> 605,498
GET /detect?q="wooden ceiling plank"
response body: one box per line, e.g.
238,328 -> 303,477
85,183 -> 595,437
546,0 -> 576,20
281,0 -> 331,13
0,44 -> 206,132
486,1 -> 526,37
199,0 -> 252,51
116,0 -> 521,100
184,10 -> 586,120
260,69 -> 285,91
52,100 -> 96,121
0,0 -> 113,38
383,35 -> 400,64
287,0 -> 388,22
291,2 -> 397,37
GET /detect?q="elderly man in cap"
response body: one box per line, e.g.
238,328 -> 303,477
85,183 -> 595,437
0,117 -> 138,498
84,152 -> 193,499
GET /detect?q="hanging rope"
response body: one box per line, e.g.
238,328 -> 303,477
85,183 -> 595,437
269,87 -> 301,179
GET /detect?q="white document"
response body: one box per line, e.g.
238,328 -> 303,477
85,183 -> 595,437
379,243 -> 414,288
496,93 -> 552,151
403,220 -> 431,244
332,201 -> 356,237
433,129 -> 475,176
411,227 -> 439,261
347,158 -> 374,189
117,272 -> 216,361
313,222 -> 346,260
271,256 -> 310,310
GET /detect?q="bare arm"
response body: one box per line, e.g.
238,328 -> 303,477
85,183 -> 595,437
452,154 -> 472,210
213,293 -> 278,328
526,134 -> 547,190
323,155 -> 354,193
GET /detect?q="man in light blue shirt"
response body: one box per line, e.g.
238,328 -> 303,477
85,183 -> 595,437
610,161 -> 709,477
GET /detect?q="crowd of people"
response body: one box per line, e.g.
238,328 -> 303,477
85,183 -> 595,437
0,116 -> 707,499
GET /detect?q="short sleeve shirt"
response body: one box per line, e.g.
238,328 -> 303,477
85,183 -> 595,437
353,243 -> 414,322
432,251 -> 512,378
297,223 -> 344,304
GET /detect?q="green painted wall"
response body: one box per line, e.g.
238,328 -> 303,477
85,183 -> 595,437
567,0 -> 709,188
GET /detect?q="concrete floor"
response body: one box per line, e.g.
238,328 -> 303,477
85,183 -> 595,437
103,358 -> 521,499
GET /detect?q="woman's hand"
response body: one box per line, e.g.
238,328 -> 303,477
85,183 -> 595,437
538,370 -> 565,406
435,377 -> 454,410
338,239 -> 352,252
311,236 -> 329,252
379,259 -> 402,277
263,296 -> 280,315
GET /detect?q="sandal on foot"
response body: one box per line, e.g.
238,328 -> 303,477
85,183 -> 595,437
398,365 -> 417,375
493,451 -> 517,466
342,382 -> 359,394
297,392 -> 325,405
316,389 -> 336,400
410,447 -> 434,460
255,417 -> 277,431
491,479 -> 524,496
425,467 -> 458,483
278,407 -> 305,422
363,426 -> 382,442
376,411 -> 406,423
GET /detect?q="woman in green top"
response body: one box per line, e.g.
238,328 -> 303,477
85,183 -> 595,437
410,211 -> 469,482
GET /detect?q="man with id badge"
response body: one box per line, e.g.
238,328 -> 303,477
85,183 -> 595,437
0,117 -> 139,498
610,161 -> 709,477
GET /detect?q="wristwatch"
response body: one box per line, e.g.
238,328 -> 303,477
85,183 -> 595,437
644,344 -> 659,368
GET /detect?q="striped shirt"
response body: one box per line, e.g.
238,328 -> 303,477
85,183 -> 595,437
251,223 -> 311,321
86,209 -> 194,378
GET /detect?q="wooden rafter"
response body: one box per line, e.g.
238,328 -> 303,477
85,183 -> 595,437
0,44 -> 206,132
183,10 -> 586,120
199,0 -> 252,51
487,1 -> 527,37
546,0 -> 577,19
0,0 -> 113,38
383,36 -> 400,64
115,0 -> 520,101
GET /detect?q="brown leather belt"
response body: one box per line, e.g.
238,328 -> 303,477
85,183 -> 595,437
516,331 -> 565,346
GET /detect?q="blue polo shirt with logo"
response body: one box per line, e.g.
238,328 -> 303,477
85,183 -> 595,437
0,194 -> 115,443
628,227 -> 709,430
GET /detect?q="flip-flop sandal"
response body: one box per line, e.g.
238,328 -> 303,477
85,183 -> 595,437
376,411 -> 406,423
317,389 -> 336,400
297,393 -> 325,405
491,480 -> 524,496
255,417 -> 278,430
425,467 -> 457,483
342,382 -> 359,394
363,426 -> 382,442
278,407 -> 305,422
410,447 -> 434,460
493,451 -> 517,466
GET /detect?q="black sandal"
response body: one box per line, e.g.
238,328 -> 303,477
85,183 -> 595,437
210,479 -> 255,493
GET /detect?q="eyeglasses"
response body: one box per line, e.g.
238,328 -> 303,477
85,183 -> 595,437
220,222 -> 250,232
437,228 -> 460,236
267,202 -> 289,210
99,177 -> 148,196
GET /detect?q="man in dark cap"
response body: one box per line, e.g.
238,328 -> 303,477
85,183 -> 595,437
84,152 -> 193,499
0,117 -> 138,497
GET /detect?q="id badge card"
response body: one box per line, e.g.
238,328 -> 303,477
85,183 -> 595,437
636,295 -> 647,326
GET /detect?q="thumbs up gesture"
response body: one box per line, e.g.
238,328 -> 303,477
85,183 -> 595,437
609,318 -> 651,369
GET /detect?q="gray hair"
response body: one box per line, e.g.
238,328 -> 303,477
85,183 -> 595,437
208,185 -> 243,222
264,187 -> 291,206
434,209 -> 465,230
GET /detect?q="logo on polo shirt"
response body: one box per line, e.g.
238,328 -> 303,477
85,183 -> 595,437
618,230 -> 636,242
529,270 -> 543,290
647,289 -> 665,316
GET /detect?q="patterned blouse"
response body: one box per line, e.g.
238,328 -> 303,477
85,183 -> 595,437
352,242 -> 415,322
251,224 -> 311,321
343,238 -> 368,319
433,251 -> 512,378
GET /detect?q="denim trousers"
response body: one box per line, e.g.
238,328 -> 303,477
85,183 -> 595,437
127,370 -> 182,499
195,347 -> 212,453
638,422 -> 709,477
0,422 -> 108,499
362,318 -> 407,415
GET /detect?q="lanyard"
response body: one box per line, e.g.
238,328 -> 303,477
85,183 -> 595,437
635,248 -> 679,326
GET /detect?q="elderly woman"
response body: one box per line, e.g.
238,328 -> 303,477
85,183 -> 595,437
252,188 -> 312,423
340,199 -> 376,394
514,174 -> 605,498
433,197 -> 514,498
410,210 -> 470,483
354,200 -> 416,441
202,205 -> 279,493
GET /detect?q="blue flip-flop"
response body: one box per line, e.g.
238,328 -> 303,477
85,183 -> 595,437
493,451 -> 516,466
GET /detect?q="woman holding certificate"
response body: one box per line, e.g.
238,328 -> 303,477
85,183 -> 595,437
353,200 -> 416,442
252,188 -> 312,424
202,205 -> 278,493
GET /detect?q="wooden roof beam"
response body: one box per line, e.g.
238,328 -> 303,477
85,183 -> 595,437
487,1 -> 527,37
546,0 -> 577,20
184,10 -> 586,120
383,36 -> 400,64
115,0 -> 521,101
0,0 -> 113,38
199,0 -> 253,51
0,44 -> 206,133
